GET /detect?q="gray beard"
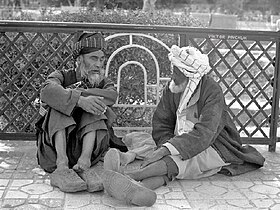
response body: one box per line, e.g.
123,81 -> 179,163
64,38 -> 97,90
169,80 -> 187,93
88,73 -> 103,87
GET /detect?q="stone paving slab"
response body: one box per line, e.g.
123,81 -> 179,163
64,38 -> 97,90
0,140 -> 280,209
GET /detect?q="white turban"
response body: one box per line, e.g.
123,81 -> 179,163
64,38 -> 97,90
168,45 -> 210,79
168,45 -> 211,113
168,45 -> 211,135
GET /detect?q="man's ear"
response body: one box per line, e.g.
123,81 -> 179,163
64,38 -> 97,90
76,55 -> 82,65
75,55 -> 83,81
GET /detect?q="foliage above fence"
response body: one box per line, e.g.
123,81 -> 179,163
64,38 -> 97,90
12,9 -> 205,27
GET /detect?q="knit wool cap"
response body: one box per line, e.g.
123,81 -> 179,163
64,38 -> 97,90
168,45 -> 211,113
72,32 -> 105,60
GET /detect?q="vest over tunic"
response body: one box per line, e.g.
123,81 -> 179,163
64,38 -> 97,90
152,75 -> 265,176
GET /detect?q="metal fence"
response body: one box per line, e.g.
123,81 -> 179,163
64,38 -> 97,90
0,21 -> 280,151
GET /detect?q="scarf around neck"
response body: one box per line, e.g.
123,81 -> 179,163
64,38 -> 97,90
168,45 -> 211,134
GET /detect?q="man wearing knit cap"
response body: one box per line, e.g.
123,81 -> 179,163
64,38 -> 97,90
104,45 -> 265,190
36,32 -> 129,193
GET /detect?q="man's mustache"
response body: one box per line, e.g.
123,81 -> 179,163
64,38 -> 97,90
88,70 -> 101,74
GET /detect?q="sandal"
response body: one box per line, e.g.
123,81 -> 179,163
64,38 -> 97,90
50,168 -> 87,192
102,169 -> 157,207
78,168 -> 104,192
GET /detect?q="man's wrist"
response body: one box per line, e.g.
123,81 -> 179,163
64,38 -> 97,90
77,96 -> 83,107
160,146 -> 171,156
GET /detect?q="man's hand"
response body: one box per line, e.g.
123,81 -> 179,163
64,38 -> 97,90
141,146 -> 171,168
77,95 -> 107,115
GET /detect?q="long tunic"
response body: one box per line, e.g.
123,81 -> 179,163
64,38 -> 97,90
152,75 -> 265,176
36,69 -> 125,173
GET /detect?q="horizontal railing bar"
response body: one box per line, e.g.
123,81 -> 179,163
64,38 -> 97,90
0,133 -> 278,144
0,21 -> 279,41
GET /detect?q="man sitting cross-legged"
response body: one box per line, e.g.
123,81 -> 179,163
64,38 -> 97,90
104,45 -> 265,190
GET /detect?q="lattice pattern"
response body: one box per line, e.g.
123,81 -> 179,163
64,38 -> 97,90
0,32 -> 74,133
190,37 -> 275,138
0,28 -> 279,149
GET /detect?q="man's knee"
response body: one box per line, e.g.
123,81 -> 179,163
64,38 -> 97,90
53,129 -> 67,145
83,130 -> 97,139
54,129 -> 66,136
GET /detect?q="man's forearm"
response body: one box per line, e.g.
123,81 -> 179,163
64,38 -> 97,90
41,82 -> 81,116
79,88 -> 118,106
159,146 -> 171,156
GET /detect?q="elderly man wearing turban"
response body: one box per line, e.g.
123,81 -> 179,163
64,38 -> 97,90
104,45 -> 265,190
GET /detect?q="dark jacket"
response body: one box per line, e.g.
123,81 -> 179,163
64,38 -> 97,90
152,75 -> 265,175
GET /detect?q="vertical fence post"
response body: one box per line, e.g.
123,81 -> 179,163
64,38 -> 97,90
269,31 -> 280,152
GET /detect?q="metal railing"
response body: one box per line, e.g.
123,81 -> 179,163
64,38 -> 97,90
0,21 -> 280,151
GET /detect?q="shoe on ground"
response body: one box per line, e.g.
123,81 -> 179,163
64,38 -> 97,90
50,168 -> 87,192
102,169 -> 157,207
78,168 -> 104,192
104,148 -> 122,173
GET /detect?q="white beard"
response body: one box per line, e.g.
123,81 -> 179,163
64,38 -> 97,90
88,73 -> 103,87
169,80 -> 188,93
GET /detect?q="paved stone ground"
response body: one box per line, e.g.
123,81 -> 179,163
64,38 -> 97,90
0,141 -> 280,210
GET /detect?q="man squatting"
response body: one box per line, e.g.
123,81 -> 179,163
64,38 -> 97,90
36,32 -> 157,207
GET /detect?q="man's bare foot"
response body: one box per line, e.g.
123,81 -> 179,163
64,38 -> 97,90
73,157 -> 91,172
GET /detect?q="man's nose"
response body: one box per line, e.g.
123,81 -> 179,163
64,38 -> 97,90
95,59 -> 103,67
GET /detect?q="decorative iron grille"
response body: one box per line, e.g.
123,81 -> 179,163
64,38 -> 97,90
0,21 -> 279,151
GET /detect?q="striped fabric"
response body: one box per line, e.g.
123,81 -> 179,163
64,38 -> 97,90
72,32 -> 105,59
